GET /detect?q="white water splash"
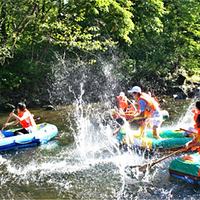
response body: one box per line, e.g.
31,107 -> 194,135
176,98 -> 196,129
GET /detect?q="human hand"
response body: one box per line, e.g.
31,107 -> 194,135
2,123 -> 8,129
183,142 -> 189,150
2,124 -> 6,129
184,139 -> 198,150
129,117 -> 134,123
9,111 -> 14,117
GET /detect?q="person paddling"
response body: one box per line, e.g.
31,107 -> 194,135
128,86 -> 163,139
3,102 -> 36,136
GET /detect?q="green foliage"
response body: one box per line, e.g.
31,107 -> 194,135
0,0 -> 200,97
0,0 -> 135,91
120,0 -> 200,84
0,0 -> 134,63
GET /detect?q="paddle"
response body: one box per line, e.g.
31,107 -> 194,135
180,128 -> 196,138
0,109 -> 15,139
132,148 -> 187,173
1,109 -> 15,131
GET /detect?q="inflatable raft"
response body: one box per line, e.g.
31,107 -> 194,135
169,152 -> 200,185
115,128 -> 193,153
0,123 -> 58,152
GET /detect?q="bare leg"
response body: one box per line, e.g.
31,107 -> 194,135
140,122 -> 146,137
14,131 -> 24,136
153,125 -> 161,139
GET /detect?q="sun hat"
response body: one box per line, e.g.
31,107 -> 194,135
128,86 -> 141,94
119,92 -> 125,97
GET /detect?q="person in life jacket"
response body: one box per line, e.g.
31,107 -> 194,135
192,101 -> 200,132
117,92 -> 129,112
128,86 -> 162,139
116,92 -> 136,117
184,101 -> 200,137
184,114 -> 200,153
3,102 -> 36,136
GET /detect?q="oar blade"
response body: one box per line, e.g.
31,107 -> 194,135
138,164 -> 150,172
128,163 -> 152,174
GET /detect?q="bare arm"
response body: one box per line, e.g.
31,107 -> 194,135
129,111 -> 145,122
12,112 -> 29,121
4,120 -> 19,127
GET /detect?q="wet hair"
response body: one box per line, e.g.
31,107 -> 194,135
17,102 -> 26,111
196,101 -> 200,110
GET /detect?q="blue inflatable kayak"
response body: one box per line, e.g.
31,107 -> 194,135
0,123 -> 58,151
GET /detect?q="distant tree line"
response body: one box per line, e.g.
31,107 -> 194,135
0,0 -> 199,105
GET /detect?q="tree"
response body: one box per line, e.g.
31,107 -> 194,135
0,0 -> 134,65
119,0 -> 200,86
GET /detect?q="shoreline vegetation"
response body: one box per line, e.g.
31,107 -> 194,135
0,1 -> 199,110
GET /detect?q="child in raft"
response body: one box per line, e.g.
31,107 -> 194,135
184,101 -> 200,137
184,113 -> 200,151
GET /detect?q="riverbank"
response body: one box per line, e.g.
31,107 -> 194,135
0,73 -> 200,112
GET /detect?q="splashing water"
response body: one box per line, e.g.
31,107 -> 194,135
47,52 -> 139,170
1,54 -> 200,199
177,98 -> 196,129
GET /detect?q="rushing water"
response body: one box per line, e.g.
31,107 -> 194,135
0,96 -> 200,199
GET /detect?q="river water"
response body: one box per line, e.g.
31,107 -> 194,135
0,97 -> 200,199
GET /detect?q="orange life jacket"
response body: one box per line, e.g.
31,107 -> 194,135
18,109 -> 36,129
137,92 -> 159,118
117,96 -> 129,111
193,109 -> 200,131
197,130 -> 200,154
121,104 -> 137,119
191,129 -> 200,154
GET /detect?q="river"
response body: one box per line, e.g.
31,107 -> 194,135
0,97 -> 200,199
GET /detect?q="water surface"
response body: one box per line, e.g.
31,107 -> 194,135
0,97 -> 200,199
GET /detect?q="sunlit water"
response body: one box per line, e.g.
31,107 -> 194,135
1,96 -> 200,199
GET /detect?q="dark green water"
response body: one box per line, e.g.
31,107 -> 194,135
0,97 -> 200,199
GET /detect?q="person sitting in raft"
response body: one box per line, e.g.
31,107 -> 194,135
182,101 -> 200,137
3,102 -> 36,136
191,101 -> 200,134
117,92 -> 129,112
116,92 -> 136,117
128,86 -> 163,139
184,114 -> 200,151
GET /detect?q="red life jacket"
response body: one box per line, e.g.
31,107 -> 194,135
193,109 -> 200,131
190,129 -> 200,153
18,109 -> 36,129
128,104 -> 136,112
137,92 -> 159,118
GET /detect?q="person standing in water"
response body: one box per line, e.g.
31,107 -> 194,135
3,102 -> 36,136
